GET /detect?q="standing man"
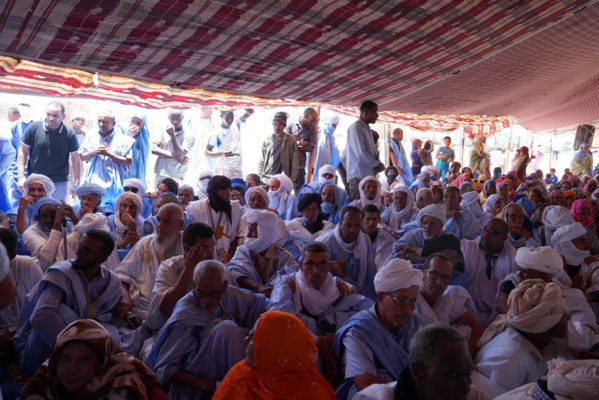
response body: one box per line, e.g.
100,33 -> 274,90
388,128 -> 413,187
287,107 -> 318,192
79,110 -> 134,206
69,110 -> 88,145
204,109 -> 253,178
153,109 -> 195,187
345,101 -> 385,201
17,101 -> 81,201
257,112 -> 298,185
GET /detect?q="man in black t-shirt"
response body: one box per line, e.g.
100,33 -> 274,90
17,101 -> 80,201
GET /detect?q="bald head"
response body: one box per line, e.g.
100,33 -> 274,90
156,203 -> 184,238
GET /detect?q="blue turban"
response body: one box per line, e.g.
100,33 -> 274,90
32,198 -> 60,221
75,183 -> 107,198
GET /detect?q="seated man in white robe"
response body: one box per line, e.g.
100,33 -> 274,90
496,246 -> 599,354
115,203 -> 184,326
392,203 -> 449,264
14,230 -> 122,373
381,186 -> 418,237
476,279 -> 571,394
107,191 -> 153,250
14,173 -> 54,235
362,204 -> 394,268
187,175 -> 241,263
0,228 -> 42,358
267,172 -> 299,221
354,324 -> 490,400
333,259 -> 424,399
241,185 -> 288,245
417,253 -> 484,354
269,241 -> 373,380
348,175 -> 386,213
499,203 -> 540,249
443,186 -> 481,240
73,182 -> 111,220
317,206 -> 378,300
227,208 -> 297,297
21,198 -> 69,271
461,218 -> 518,327
284,193 -> 335,261
149,260 -> 268,400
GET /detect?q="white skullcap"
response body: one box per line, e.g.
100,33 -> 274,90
73,213 -> 109,236
418,204 -> 447,225
392,185 -> 414,201
70,110 -> 88,121
542,205 -> 574,231
374,259 -> 423,293
270,172 -> 294,193
75,183 -> 106,198
244,186 -> 269,207
547,358 -> 599,400
551,222 -> 586,245
422,165 -> 437,175
318,164 -> 336,177
515,247 -> 563,274
358,175 -> 380,191
23,173 -> 55,196
460,191 -> 480,208
327,114 -> 340,125
122,178 -> 146,197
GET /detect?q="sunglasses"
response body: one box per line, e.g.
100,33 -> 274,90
123,186 -> 139,193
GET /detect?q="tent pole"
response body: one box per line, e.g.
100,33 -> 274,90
459,127 -> 465,166
504,126 -> 513,173
385,123 -> 391,167
306,106 -> 320,184
549,135 -> 553,170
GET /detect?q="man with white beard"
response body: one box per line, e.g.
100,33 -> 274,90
380,186 -> 418,237
114,204 -> 184,331
227,208 -> 298,297
267,172 -> 299,221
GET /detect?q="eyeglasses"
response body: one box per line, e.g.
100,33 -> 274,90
303,261 -> 329,271
481,227 -> 507,236
506,214 -> 525,221
123,186 -> 139,193
386,293 -> 417,309
426,270 -> 452,284
195,289 -> 223,299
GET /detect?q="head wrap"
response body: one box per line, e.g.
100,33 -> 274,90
563,190 -> 575,201
575,143 -> 592,161
418,203 -> 447,226
374,259 -> 423,293
391,186 -> 415,220
198,171 -> 215,195
479,280 -> 565,347
416,171 -> 430,183
244,209 -> 279,253
517,198 -> 535,215
592,188 -> 599,201
23,173 -> 55,197
421,165 -> 437,177
245,186 -> 269,209
32,198 -> 60,221
546,358 -> 599,400
326,114 -> 340,125
113,192 -> 144,240
542,205 -> 574,231
358,176 -> 381,207
231,178 -> 247,197
73,213 -> 110,236
70,110 -> 88,122
482,194 -> 503,215
269,172 -> 294,216
75,183 -> 106,198
571,199 -> 594,227
317,164 -> 336,187
19,319 -> 159,400
122,178 -> 146,197
515,247 -> 563,274
213,311 -> 335,400
207,175 -> 232,220
552,222 -> 589,265
460,191 -> 480,207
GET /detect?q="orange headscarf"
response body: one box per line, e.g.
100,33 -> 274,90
213,311 -> 335,400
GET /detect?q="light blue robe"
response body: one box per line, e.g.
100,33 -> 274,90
334,305 -> 423,400
14,261 -> 121,373
390,139 -> 413,186
79,128 -> 134,205
226,245 -> 298,287
443,207 -> 482,240
313,123 -> 340,174
149,288 -> 268,400
268,272 -> 373,335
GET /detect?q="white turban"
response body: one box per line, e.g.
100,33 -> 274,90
515,247 -> 563,275
327,114 -> 340,125
318,164 -> 336,186
418,204 -> 447,226
479,279 -> 565,347
70,110 -> 88,122
482,194 -> 503,215
422,165 -> 437,176
546,358 -> 599,400
542,206 -> 574,231
73,213 -> 109,236
460,191 -> 480,208
374,259 -> 423,293
392,185 -> 415,219
244,209 -> 279,253
198,171 -> 214,194
358,175 -> 381,207
75,183 -> 106,198
551,222 -> 586,245
270,173 -> 293,193
122,178 -> 146,197
244,186 -> 269,208
23,173 -> 55,196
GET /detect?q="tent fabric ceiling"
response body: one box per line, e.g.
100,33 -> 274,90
0,0 -> 597,133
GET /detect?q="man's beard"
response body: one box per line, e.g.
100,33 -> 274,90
73,260 -> 97,271
154,235 -> 178,261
